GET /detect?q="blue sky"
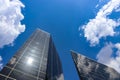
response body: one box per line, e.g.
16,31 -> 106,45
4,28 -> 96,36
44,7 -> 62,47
0,0 -> 120,80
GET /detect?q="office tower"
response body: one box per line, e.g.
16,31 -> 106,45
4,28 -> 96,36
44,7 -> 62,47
0,29 -> 64,80
71,50 -> 120,80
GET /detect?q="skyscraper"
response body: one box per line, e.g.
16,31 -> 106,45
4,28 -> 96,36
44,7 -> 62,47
0,29 -> 64,80
71,50 -> 120,80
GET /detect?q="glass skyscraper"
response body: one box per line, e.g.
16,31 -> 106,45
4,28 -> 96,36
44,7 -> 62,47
0,29 -> 64,80
71,50 -> 120,80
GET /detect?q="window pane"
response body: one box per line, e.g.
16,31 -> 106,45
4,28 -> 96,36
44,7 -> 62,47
0,67 -> 11,76
15,63 -> 38,77
9,70 -> 37,80
0,75 -> 7,80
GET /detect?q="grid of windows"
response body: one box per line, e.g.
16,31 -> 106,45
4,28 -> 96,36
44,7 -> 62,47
0,29 -> 64,80
0,29 -> 49,80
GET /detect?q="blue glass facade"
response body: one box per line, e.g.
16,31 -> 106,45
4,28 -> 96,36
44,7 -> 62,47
0,29 -> 64,80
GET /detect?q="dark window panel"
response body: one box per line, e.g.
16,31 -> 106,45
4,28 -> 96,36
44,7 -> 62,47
38,78 -> 44,80
6,63 -> 14,68
14,52 -> 23,57
0,75 -> 6,80
7,78 -> 14,80
0,67 -> 11,76
39,72 -> 46,79
40,65 -> 47,73
9,70 -> 23,79
15,63 -> 38,77
9,70 -> 37,80
38,79 -> 43,80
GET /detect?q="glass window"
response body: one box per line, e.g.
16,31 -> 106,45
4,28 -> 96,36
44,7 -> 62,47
10,57 -> 17,64
9,70 -> 37,80
14,49 -> 25,57
17,56 -> 26,64
40,67 -> 46,73
38,78 -> 44,80
0,67 -> 11,76
23,52 -> 41,59
18,56 -> 40,68
0,75 -> 6,80
7,78 -> 14,80
39,72 -> 45,79
7,56 -> 18,68
26,47 -> 42,56
15,63 -> 38,77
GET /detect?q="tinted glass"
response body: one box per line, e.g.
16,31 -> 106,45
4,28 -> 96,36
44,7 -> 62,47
0,67 -> 11,76
9,70 -> 37,80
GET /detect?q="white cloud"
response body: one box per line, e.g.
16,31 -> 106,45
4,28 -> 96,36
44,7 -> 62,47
0,0 -> 25,48
115,43 -> 120,50
97,43 -> 120,73
0,56 -> 3,70
80,0 -> 120,46
79,0 -> 120,74
97,43 -> 113,64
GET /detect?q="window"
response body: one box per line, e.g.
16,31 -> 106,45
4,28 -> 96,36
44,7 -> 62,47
0,67 -> 11,76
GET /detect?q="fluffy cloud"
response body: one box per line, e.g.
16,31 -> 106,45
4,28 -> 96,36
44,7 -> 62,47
0,0 -> 25,48
80,0 -> 120,46
79,0 -> 120,74
97,43 -> 120,73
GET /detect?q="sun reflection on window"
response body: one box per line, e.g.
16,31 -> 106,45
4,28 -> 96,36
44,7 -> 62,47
27,57 -> 33,65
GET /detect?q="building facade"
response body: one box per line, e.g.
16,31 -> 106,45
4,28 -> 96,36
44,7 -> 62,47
71,50 -> 120,80
0,29 -> 64,80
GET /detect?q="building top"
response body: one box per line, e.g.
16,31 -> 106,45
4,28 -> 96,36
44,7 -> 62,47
36,28 -> 50,36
